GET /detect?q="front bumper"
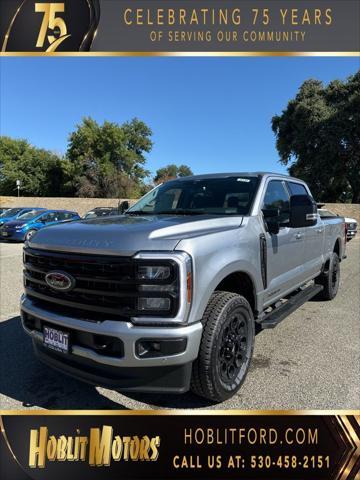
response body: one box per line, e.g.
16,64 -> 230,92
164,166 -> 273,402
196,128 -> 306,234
1,229 -> 24,240
21,295 -> 202,393
346,229 -> 357,238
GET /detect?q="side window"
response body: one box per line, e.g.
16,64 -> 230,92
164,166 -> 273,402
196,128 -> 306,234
61,212 -> 76,220
287,182 -> 308,196
57,212 -> 66,221
42,213 -> 56,223
262,180 -> 290,225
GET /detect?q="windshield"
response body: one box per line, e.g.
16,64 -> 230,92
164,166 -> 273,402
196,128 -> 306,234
127,176 -> 260,216
0,208 -> 22,218
17,209 -> 43,220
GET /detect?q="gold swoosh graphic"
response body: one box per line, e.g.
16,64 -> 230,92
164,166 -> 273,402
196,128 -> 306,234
46,34 -> 71,52
1,0 -> 27,52
336,415 -> 360,480
0,415 -> 34,479
79,0 -> 92,50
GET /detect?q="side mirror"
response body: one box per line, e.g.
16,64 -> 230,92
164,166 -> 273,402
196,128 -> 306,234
119,201 -> 129,214
289,195 -> 317,228
262,208 -> 280,235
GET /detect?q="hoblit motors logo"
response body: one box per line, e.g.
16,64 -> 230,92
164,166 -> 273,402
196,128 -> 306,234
1,0 -> 100,52
28,426 -> 161,467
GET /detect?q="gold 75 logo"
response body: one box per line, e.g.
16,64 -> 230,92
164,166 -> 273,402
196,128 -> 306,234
35,3 -> 71,51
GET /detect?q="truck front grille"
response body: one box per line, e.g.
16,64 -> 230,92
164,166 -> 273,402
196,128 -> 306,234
23,247 -> 178,321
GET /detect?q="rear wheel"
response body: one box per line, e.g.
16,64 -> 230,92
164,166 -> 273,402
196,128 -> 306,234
315,252 -> 340,300
25,229 -> 37,242
191,291 -> 255,402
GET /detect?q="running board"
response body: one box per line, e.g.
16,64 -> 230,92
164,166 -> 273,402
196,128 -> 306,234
259,284 -> 324,329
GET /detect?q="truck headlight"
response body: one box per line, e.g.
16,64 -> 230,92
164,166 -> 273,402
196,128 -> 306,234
137,265 -> 171,280
133,252 -> 192,325
135,260 -> 176,315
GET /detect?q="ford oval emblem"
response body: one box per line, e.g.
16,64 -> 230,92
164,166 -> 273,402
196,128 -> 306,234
45,271 -> 76,292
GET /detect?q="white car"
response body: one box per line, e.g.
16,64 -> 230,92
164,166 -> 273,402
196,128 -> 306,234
318,207 -> 357,241
344,216 -> 358,240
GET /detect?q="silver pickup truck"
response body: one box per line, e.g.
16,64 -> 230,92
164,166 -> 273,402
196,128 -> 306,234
21,173 -> 346,402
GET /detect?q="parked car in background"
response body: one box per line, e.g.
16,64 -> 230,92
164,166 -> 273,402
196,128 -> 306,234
344,217 -> 358,240
318,205 -> 357,241
84,207 -> 119,219
0,207 -> 45,228
0,207 -> 11,215
0,209 -> 80,241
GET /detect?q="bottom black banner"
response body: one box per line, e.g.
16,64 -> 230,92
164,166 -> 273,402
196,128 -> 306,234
0,411 -> 359,480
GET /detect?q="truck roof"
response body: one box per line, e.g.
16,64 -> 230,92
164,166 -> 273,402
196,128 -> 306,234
171,172 -> 303,182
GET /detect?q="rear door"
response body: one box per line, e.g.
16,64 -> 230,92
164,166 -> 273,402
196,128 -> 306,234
40,212 -> 58,227
261,179 -> 305,303
287,181 -> 324,279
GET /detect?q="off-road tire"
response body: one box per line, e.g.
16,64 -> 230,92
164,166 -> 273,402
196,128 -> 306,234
191,291 -> 255,402
315,252 -> 340,300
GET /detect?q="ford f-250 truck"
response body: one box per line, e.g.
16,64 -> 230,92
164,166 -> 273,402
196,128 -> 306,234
21,173 -> 346,402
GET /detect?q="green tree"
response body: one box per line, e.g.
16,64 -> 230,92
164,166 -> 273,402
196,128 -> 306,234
154,164 -> 193,184
0,136 -> 63,196
272,71 -> 360,203
66,117 -> 152,198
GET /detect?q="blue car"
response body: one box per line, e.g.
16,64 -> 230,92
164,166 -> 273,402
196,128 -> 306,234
0,209 -> 80,242
0,207 -> 45,227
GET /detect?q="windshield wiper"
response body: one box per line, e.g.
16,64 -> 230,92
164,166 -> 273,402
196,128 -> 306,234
155,209 -> 205,215
125,211 -> 155,215
126,209 -> 206,216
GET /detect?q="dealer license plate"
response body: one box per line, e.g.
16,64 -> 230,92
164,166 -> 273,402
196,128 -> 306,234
43,326 -> 69,354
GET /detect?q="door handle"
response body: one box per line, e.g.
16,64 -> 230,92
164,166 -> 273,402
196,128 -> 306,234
316,228 -> 324,234
294,233 -> 303,240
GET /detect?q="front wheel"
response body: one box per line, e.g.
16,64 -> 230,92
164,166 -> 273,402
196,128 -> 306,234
191,291 -> 255,402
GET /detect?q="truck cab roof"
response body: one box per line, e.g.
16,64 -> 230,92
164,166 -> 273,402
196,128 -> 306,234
169,172 -> 304,183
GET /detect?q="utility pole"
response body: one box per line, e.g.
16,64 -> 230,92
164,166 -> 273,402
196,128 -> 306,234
16,179 -> 21,197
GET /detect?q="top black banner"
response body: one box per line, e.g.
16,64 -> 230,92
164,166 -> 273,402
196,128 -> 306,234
0,0 -> 359,54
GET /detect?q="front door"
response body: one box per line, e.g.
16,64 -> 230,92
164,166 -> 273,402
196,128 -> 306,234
262,179 -> 305,304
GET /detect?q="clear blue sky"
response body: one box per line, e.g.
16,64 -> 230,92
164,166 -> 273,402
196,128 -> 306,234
0,57 -> 358,177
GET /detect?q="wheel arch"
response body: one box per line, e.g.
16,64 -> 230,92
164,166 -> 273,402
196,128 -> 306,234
333,237 -> 341,259
214,270 -> 257,314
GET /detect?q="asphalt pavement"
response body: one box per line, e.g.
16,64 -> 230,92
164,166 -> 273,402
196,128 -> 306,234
0,238 -> 359,410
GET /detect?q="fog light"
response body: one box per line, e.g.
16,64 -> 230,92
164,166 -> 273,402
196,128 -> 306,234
137,265 -> 171,280
136,338 -> 187,358
138,297 -> 171,311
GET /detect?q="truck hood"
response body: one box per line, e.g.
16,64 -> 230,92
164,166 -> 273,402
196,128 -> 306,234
29,214 -> 243,255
